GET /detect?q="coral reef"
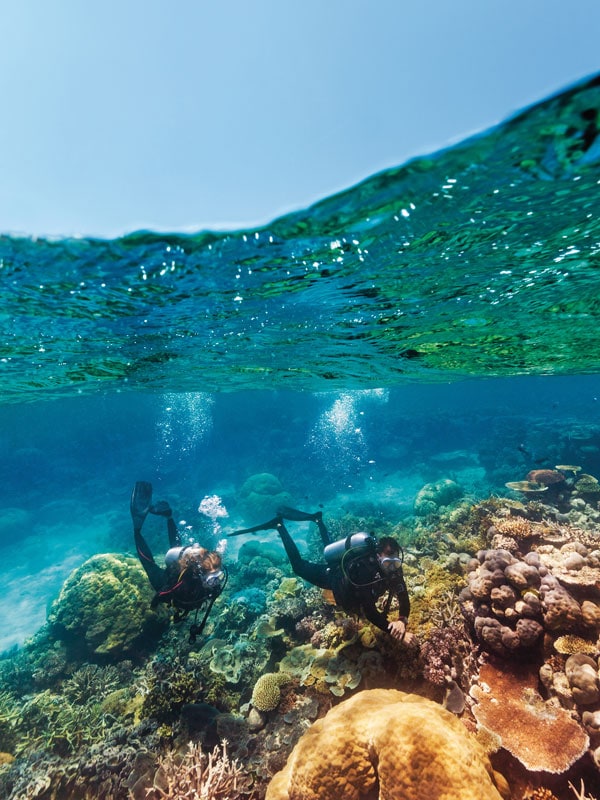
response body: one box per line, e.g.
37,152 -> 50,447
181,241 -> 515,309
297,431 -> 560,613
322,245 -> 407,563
48,553 -> 169,658
266,688 -> 508,800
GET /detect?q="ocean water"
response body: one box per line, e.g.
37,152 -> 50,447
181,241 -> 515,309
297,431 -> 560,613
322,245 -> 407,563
1,72 -> 600,651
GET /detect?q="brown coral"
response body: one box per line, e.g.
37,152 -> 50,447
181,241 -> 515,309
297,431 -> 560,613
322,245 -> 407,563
490,516 -> 536,541
526,469 -> 566,486
472,660 -> 589,773
266,689 -> 508,800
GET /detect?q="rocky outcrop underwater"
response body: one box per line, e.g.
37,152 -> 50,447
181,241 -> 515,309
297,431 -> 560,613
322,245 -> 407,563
2,466 -> 600,799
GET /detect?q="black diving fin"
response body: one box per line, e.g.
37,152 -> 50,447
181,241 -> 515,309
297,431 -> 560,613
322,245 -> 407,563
131,481 -> 153,532
227,516 -> 282,537
277,506 -> 321,522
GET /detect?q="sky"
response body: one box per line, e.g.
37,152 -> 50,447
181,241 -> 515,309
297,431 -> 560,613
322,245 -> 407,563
1,0 -> 599,239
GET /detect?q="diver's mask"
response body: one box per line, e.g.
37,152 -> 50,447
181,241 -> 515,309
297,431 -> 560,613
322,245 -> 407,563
379,556 -> 403,576
201,568 -> 226,595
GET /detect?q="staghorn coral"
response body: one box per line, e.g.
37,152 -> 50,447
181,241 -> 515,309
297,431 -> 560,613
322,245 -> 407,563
61,663 -> 127,704
15,689 -> 111,756
251,673 -> 291,712
266,689 -> 508,800
140,658 -> 203,723
145,739 -> 253,800
489,515 -> 537,541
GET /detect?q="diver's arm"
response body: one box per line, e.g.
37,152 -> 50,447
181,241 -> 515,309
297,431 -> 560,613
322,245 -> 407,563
396,572 -> 411,619
361,596 -> 390,633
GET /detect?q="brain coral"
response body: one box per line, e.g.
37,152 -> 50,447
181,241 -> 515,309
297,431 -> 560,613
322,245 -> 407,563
48,553 -> 168,657
251,672 -> 290,711
266,689 -> 508,800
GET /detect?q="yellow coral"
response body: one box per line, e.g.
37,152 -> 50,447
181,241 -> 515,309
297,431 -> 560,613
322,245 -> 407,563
490,516 -> 535,540
553,635 -> 598,655
251,672 -> 290,711
266,689 -> 508,800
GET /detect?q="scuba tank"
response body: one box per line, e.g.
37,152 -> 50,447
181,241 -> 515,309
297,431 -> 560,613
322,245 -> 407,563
323,532 -> 377,565
165,546 -> 186,566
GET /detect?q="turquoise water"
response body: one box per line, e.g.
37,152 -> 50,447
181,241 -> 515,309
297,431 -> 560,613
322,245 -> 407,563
2,74 -> 600,403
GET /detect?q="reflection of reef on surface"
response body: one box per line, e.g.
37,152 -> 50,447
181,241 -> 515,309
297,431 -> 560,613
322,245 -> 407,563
2,467 -> 600,799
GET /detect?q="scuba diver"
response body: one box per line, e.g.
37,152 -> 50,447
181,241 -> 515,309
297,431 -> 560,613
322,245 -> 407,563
131,481 -> 227,643
229,507 -> 412,642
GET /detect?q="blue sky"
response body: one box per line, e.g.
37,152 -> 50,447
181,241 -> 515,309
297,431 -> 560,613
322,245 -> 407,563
1,0 -> 599,238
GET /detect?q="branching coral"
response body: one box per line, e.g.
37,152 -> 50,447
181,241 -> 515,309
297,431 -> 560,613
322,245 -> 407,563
146,739 -> 253,800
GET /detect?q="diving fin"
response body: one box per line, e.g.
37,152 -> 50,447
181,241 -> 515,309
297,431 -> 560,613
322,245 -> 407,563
150,500 -> 172,518
276,506 -> 321,522
227,516 -> 282,537
131,481 -> 153,532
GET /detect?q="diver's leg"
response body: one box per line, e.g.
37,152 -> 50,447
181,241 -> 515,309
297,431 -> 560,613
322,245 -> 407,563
167,517 -> 180,548
134,530 -> 167,592
148,499 -> 181,548
276,519 -> 332,590
277,507 -> 330,546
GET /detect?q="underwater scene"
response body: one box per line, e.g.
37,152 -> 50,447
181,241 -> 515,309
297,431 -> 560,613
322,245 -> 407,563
1,74 -> 600,800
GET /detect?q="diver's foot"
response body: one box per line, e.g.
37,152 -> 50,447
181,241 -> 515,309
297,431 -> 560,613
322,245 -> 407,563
131,481 -> 153,531
150,501 -> 172,518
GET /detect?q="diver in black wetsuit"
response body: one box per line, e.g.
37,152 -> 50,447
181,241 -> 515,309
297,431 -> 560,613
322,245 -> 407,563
230,507 -> 411,642
131,481 -> 227,642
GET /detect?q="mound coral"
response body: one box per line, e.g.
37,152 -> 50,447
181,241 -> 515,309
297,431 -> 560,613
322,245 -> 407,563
266,689 -> 508,800
472,660 -> 589,773
48,554 -> 168,657
251,672 -> 291,712
237,473 -> 292,521
414,479 -> 464,517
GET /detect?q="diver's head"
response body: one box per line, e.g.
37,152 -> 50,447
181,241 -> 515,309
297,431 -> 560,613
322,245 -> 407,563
179,546 -> 225,595
376,536 -> 403,576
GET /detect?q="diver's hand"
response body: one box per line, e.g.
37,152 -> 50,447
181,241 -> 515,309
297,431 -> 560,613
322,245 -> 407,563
388,619 -> 414,644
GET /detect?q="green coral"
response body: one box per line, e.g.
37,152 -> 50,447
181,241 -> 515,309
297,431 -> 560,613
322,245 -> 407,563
278,644 -> 363,697
237,472 -> 293,521
210,644 -> 243,684
140,659 -> 202,722
273,577 -> 304,601
15,689 -> 110,756
414,478 -> 464,517
574,473 -> 600,496
251,672 -> 290,711
48,553 -> 169,657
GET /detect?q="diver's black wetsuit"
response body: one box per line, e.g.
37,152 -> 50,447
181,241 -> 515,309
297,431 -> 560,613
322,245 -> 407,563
131,484 -> 215,613
273,515 -> 410,633
134,514 -> 180,596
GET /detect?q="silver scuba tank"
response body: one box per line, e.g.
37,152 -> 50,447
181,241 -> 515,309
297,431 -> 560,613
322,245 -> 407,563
165,546 -> 185,566
323,532 -> 377,565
